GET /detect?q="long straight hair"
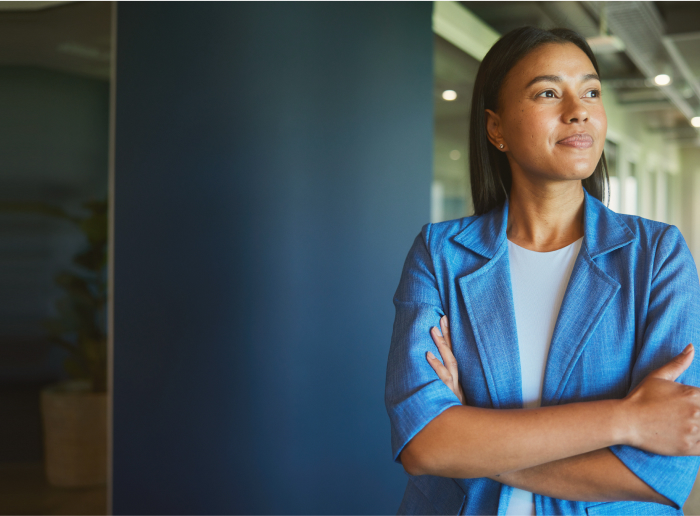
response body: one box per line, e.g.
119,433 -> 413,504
469,27 -> 609,215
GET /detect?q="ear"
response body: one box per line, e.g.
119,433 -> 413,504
485,109 -> 506,151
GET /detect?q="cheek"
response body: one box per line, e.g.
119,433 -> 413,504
508,100 -> 528,131
594,109 -> 607,151
589,105 -> 607,130
514,109 -> 549,144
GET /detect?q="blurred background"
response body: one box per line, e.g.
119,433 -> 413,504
2,1 -> 700,515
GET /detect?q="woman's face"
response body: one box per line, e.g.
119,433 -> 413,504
486,42 -> 607,185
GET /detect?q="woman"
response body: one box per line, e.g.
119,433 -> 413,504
385,27 -> 700,516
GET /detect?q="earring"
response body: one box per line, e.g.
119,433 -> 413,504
499,144 -> 504,149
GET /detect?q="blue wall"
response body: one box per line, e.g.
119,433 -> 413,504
113,3 -> 433,513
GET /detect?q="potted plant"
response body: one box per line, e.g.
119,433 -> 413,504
5,199 -> 109,487
42,199 -> 108,487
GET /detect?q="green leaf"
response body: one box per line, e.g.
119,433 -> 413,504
63,356 -> 89,380
0,201 -> 80,223
24,196 -> 111,393
74,246 -> 107,272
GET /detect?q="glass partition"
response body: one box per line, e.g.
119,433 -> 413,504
432,34 -> 480,222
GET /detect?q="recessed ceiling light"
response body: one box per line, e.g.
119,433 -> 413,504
654,74 -> 671,86
586,35 -> 625,54
57,42 -> 110,62
691,117 -> 700,128
442,90 -> 457,101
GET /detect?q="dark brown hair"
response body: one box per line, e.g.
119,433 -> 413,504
469,26 -> 609,215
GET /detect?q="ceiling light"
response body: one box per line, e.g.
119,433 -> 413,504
57,42 -> 110,62
442,90 -> 457,101
654,74 -> 671,86
691,117 -> 700,128
586,35 -> 625,54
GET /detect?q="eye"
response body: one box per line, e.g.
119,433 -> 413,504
537,90 -> 556,98
584,89 -> 601,98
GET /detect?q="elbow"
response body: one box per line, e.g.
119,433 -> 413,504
400,439 -> 490,479
400,440 -> 428,476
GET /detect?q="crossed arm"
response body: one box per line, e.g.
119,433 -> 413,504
400,317 -> 700,507
491,448 -> 667,505
390,226 -> 700,508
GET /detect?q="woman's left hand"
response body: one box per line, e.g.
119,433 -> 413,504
427,316 -> 466,405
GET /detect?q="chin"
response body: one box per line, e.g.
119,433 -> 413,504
561,159 -> 599,180
538,168 -> 595,183
513,155 -> 599,183
572,166 -> 597,179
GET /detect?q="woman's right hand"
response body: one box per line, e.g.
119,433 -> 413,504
622,343 -> 700,455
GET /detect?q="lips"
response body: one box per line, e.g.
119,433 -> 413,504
557,133 -> 594,149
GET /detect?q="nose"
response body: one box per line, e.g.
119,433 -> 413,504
562,96 -> 589,123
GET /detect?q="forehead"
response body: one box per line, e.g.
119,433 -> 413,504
504,42 -> 597,89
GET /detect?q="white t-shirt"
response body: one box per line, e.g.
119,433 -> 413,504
503,237 -> 583,516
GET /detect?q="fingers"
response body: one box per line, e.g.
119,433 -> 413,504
429,316 -> 459,383
426,350 -> 453,385
438,317 -> 456,373
440,316 -> 453,351
432,319 -> 458,369
650,344 -> 694,381
427,317 -> 466,405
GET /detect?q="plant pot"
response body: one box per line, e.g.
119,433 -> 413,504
40,381 -> 107,487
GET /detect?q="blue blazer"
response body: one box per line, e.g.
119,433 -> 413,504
385,189 -> 700,515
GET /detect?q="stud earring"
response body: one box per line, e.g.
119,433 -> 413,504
499,144 -> 504,149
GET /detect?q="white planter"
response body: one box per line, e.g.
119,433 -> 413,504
40,382 -> 107,487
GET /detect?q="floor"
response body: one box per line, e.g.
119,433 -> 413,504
0,461 -> 699,515
0,462 -> 106,515
0,381 -> 48,464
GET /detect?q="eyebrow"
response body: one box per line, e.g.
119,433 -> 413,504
526,73 -> 601,88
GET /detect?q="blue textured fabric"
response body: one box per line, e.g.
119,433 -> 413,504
385,189 -> 700,515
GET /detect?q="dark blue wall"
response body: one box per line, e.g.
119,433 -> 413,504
113,3 -> 433,513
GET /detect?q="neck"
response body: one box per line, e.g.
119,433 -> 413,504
506,177 -> 585,252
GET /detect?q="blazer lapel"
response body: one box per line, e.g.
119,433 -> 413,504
455,200 -> 523,409
541,191 -> 636,405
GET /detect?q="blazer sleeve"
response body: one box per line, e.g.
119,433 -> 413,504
609,225 -> 700,509
385,225 -> 464,464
